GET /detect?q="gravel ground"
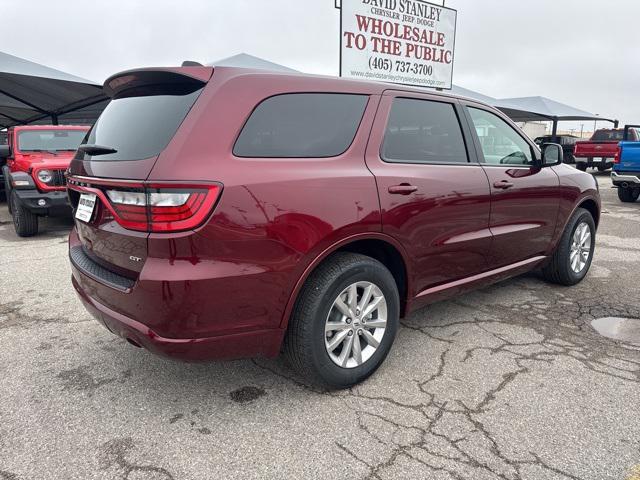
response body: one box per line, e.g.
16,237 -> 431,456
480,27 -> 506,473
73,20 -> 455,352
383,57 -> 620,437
0,170 -> 638,480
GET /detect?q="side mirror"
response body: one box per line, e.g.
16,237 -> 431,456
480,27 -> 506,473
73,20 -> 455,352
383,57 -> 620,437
0,145 -> 10,161
541,143 -> 563,167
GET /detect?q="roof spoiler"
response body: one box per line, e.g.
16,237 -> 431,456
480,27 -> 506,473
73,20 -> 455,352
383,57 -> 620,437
103,67 -> 213,98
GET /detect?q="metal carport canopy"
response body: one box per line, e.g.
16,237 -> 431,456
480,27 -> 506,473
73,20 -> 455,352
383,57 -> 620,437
495,95 -> 617,127
0,51 -> 108,128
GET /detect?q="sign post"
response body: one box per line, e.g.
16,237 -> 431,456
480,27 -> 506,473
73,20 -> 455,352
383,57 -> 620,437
339,0 -> 457,89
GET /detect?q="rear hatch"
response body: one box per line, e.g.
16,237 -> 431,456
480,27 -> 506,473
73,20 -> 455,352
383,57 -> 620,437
67,67 -> 213,279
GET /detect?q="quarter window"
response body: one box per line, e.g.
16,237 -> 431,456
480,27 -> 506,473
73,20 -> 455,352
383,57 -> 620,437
233,93 -> 368,158
468,107 -> 534,166
381,98 -> 468,164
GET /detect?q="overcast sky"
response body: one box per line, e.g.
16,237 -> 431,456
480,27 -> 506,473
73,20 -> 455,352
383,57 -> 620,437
4,0 -> 638,130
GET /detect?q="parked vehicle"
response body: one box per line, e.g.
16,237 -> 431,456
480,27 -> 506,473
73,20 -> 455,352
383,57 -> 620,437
574,128 -> 640,172
1,125 -> 89,236
534,134 -> 579,164
67,66 -> 600,387
612,124 -> 640,202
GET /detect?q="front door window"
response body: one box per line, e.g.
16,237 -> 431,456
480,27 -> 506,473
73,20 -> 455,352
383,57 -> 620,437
468,108 -> 534,166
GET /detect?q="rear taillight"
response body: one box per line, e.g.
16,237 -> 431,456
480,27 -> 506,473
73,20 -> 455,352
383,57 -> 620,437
614,146 -> 622,164
103,184 -> 221,233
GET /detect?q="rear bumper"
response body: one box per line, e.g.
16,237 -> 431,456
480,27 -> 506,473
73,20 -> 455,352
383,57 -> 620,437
575,157 -> 614,165
611,171 -> 640,186
13,189 -> 70,215
71,266 -> 284,362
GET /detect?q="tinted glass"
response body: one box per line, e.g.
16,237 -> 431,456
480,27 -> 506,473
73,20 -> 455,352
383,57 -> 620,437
18,130 -> 87,152
592,130 -> 624,141
468,108 -> 533,165
233,94 -> 368,158
77,85 -> 203,161
381,98 -> 467,164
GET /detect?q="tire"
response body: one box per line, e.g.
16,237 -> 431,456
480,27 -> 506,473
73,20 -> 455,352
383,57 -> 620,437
284,252 -> 400,389
597,165 -> 608,172
10,189 -> 38,237
542,208 -> 595,286
618,187 -> 640,203
576,163 -> 587,171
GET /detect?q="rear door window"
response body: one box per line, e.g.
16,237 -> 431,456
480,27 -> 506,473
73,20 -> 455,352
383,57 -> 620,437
381,98 -> 468,164
233,93 -> 368,158
77,84 -> 203,161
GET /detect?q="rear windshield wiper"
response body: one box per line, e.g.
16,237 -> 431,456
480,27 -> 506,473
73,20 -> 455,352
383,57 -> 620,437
77,144 -> 118,156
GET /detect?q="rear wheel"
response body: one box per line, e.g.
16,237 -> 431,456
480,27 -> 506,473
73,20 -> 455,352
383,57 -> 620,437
10,190 -> 38,237
542,208 -> 595,286
618,187 -> 640,203
284,252 -> 399,388
576,163 -> 587,171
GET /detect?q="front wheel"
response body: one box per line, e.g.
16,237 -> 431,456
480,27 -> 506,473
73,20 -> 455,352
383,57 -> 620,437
542,208 -> 595,286
618,187 -> 640,203
597,165 -> 608,172
10,190 -> 38,237
576,163 -> 587,171
284,252 -> 400,388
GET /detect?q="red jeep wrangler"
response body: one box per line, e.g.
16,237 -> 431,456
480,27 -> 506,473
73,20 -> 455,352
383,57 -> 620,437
1,125 -> 89,237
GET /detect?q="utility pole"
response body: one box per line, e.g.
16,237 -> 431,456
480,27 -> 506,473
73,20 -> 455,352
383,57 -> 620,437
580,124 -> 584,138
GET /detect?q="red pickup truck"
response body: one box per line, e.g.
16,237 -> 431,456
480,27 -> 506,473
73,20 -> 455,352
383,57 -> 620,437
574,128 -> 640,172
0,125 -> 89,236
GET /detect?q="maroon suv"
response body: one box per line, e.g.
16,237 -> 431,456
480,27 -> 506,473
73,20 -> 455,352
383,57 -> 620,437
67,65 -> 600,387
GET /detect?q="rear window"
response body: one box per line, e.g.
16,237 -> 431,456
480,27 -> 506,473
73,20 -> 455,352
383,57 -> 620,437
233,93 -> 368,158
592,130 -> 624,141
77,84 -> 203,161
18,129 -> 87,152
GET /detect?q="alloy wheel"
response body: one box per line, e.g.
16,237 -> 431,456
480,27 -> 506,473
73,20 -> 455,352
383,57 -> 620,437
569,221 -> 591,273
324,281 -> 387,369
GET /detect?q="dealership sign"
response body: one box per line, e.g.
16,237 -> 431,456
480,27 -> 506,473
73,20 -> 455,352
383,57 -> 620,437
340,0 -> 457,89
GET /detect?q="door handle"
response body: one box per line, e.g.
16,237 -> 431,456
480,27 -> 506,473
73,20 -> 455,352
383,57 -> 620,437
388,184 -> 418,195
493,180 -> 514,189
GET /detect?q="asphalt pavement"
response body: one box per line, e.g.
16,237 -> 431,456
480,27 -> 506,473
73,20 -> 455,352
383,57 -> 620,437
0,170 -> 639,480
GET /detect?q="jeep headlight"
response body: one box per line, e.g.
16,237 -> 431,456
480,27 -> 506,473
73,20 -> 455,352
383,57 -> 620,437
37,169 -> 53,184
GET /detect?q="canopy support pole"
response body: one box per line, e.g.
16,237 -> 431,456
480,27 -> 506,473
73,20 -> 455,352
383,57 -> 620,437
551,118 -> 558,143
614,120 -> 619,128
51,114 -> 58,125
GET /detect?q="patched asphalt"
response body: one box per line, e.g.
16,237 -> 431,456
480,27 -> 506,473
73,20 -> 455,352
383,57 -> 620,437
0,170 -> 639,480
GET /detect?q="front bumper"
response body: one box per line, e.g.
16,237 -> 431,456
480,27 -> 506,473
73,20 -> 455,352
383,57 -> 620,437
611,171 -> 640,187
13,189 -> 70,215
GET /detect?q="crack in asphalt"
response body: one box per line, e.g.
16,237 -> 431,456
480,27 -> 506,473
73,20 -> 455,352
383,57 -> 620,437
99,437 -> 174,480
251,279 -> 640,480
